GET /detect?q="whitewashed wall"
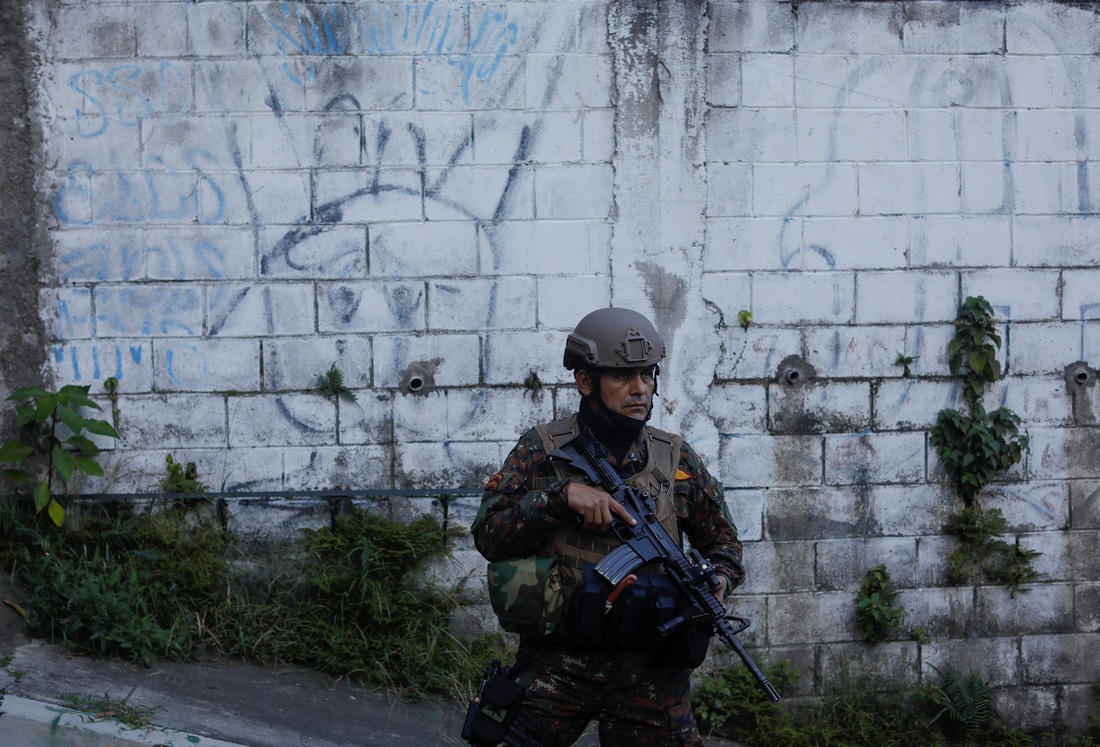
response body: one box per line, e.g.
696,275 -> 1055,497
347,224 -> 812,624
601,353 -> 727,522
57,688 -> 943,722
15,0 -> 1100,733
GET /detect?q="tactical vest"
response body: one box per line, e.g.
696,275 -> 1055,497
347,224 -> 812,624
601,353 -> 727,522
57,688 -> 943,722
532,415 -> 683,608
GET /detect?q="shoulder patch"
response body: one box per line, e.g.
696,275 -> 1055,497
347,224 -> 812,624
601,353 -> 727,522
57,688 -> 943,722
674,468 -> 692,481
484,471 -> 505,491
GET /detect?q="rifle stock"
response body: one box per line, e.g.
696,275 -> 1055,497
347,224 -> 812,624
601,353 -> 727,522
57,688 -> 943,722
550,439 -> 781,703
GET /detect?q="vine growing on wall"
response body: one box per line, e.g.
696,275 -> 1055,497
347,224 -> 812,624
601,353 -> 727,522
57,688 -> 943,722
928,296 -> 1037,596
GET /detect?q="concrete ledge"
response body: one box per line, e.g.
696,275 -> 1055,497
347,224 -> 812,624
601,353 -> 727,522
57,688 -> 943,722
0,693 -> 248,747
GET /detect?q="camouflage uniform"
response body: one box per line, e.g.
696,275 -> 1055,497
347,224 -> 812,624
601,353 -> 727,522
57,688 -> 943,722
472,424 -> 744,746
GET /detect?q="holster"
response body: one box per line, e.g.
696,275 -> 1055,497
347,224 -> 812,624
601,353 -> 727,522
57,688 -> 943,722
461,659 -> 562,747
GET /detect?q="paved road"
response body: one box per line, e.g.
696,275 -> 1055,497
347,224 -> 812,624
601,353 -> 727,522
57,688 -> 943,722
0,637 -> 470,747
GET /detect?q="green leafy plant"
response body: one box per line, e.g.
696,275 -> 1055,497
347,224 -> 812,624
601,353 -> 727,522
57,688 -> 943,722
943,507 -> 1039,596
930,297 -> 1029,505
103,377 -> 121,431
931,406 -> 1028,505
738,309 -> 753,330
158,454 -> 209,495
929,297 -> 1036,594
693,661 -> 798,739
13,508 -> 217,666
926,665 -> 995,743
946,297 -> 1003,406
856,564 -> 907,644
0,385 -> 120,526
315,363 -> 359,406
895,352 -> 917,378
2,499 -> 497,698
524,370 -> 542,391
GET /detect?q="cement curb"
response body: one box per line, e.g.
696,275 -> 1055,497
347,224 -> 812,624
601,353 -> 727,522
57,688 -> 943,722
0,693 -> 250,747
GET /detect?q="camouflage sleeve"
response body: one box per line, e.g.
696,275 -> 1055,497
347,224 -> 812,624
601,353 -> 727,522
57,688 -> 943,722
674,440 -> 746,590
470,429 -> 570,562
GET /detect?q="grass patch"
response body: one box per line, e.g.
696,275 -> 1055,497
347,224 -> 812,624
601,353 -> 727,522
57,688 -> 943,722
692,663 -> 1100,747
62,691 -> 158,730
1,499 -> 504,700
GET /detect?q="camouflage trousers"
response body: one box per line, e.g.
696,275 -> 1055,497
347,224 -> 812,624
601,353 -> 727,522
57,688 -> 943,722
511,653 -> 704,747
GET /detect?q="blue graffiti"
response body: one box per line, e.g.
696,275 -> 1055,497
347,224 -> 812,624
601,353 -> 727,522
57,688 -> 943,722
70,61 -> 190,138
165,344 -> 209,389
60,238 -> 232,283
264,115 -> 531,279
51,343 -> 144,384
52,296 -> 91,340
53,149 -> 226,226
263,2 -> 354,85
96,287 -> 201,337
262,1 -> 520,103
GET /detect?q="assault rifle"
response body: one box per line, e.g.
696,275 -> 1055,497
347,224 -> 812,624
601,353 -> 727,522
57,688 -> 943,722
550,438 -> 782,703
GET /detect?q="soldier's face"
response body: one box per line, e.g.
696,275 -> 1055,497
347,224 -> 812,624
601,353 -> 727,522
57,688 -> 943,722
577,367 -> 656,421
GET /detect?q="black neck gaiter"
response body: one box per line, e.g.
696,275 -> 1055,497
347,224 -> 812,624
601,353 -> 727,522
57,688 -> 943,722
577,394 -> 646,462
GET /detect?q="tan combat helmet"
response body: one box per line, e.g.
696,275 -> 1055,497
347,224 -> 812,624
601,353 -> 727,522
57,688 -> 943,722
563,307 -> 666,370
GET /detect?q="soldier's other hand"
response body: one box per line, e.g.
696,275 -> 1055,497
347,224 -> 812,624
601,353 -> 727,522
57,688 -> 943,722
712,574 -> 728,603
565,482 -> 636,533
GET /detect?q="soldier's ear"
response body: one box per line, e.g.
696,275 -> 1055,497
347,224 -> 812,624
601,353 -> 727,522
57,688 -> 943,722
575,369 -> 595,397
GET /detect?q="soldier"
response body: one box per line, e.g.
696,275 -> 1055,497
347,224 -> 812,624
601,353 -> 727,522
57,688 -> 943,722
471,307 -> 744,747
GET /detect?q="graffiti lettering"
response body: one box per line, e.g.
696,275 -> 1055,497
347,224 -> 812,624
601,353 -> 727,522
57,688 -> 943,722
53,150 -> 226,226
60,238 -> 234,283
263,117 -> 536,277
262,1 -> 521,103
96,287 -> 201,337
51,343 -> 145,385
70,61 -> 191,138
165,344 -> 208,389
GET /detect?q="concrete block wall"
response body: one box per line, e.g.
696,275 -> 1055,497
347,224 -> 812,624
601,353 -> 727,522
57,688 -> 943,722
7,0 -> 1100,731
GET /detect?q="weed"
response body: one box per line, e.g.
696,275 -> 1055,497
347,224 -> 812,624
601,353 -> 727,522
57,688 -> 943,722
315,363 -> 359,407
895,352 -> 917,378
206,510 -> 489,697
102,377 -> 121,432
926,665 -> 995,744
856,564 -> 907,644
930,297 -> 1029,506
12,503 -> 226,666
738,310 -> 753,330
158,454 -> 209,495
692,663 -> 1100,746
2,500 -> 496,700
692,661 -> 800,741
693,664 -> 956,747
0,385 -> 120,526
931,406 -> 1028,506
944,507 -> 1040,596
62,691 -> 158,730
0,655 -> 27,683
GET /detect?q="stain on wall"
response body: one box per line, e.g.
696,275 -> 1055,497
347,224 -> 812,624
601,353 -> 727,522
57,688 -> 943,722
0,0 -> 47,424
